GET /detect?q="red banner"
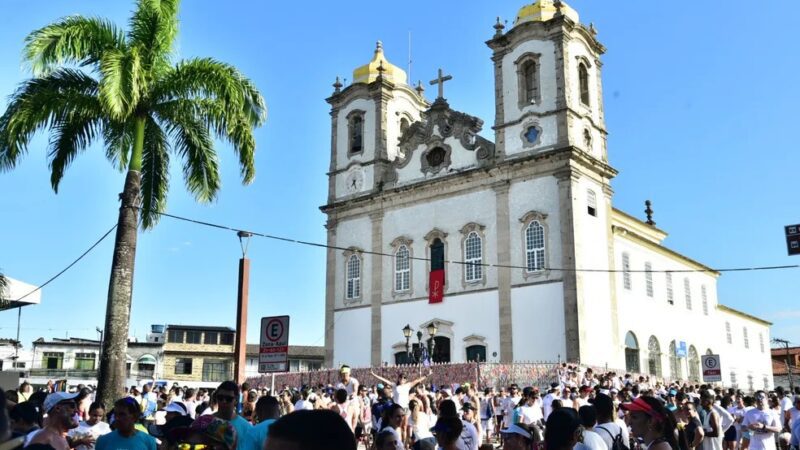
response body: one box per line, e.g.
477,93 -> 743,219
429,269 -> 444,303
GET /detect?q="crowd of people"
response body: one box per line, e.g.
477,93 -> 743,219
0,363 -> 797,450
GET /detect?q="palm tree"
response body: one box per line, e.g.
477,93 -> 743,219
0,272 -> 8,307
0,0 -> 266,404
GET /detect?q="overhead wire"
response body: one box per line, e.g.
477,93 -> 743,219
152,210 -> 799,275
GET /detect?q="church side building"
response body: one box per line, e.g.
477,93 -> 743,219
320,0 -> 772,388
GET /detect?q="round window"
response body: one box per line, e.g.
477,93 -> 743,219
426,147 -> 446,167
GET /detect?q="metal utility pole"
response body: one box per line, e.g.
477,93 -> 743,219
773,338 -> 793,391
234,231 -> 253,386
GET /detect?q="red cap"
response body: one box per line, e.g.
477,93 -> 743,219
620,397 -> 665,421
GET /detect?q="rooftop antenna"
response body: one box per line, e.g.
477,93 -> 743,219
408,30 -> 413,82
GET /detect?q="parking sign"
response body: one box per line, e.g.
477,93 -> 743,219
701,354 -> 721,382
259,316 -> 290,373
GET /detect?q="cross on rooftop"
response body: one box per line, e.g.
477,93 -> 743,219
429,68 -> 452,100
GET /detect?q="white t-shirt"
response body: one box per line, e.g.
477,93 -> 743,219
577,429 -> 610,450
459,419 -> 479,450
742,408 -> 779,450
781,397 -> 793,419
336,377 -> 359,397
393,384 -> 411,409
294,399 -> 314,411
68,421 -> 112,450
543,393 -> 557,420
502,396 -> 521,427
595,421 -> 630,450
409,413 -> 433,440
519,404 -> 543,425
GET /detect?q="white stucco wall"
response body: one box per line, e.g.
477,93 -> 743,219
613,234 -> 772,388
380,291 -> 501,364
511,282 -> 567,361
386,91 -> 425,161
333,307 -> 372,367
334,216 -> 373,309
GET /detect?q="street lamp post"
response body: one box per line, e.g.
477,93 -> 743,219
400,322 -> 438,365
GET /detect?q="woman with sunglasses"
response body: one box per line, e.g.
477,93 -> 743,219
621,396 -> 680,450
95,398 -> 157,450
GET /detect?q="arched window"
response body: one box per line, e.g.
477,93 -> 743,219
516,53 -> 541,107
583,128 -> 593,150
525,221 -> 546,272
346,254 -> 361,299
348,114 -> 363,154
622,253 -> 631,290
464,232 -> 482,282
578,63 -> 590,106
669,340 -> 682,380
688,345 -> 700,381
395,245 -> 410,292
647,336 -> 662,376
522,60 -> 538,104
625,332 -> 640,373
399,117 -> 410,137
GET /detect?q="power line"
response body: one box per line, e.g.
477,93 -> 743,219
10,224 -> 117,303
152,210 -> 799,275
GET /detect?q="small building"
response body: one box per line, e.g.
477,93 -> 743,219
0,339 -> 31,372
29,337 -> 162,383
162,325 -> 235,385
244,344 -> 325,378
771,345 -> 800,391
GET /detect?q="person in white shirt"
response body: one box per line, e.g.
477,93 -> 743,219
593,392 -> 629,450
742,391 -> 781,450
335,365 -> 359,398
784,396 -> 800,431
370,369 -> 430,445
67,402 -> 111,450
578,404 -> 610,450
543,384 -> 561,421
503,385 -> 522,428
519,392 -> 544,427
293,388 -> 314,411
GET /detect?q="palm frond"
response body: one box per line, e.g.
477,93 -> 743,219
23,16 -> 127,76
0,69 -> 100,172
128,0 -> 180,74
98,47 -> 142,119
155,101 -> 220,203
103,119 -> 134,171
0,272 -> 8,304
48,107 -> 105,192
153,58 -> 267,127
140,115 -> 170,229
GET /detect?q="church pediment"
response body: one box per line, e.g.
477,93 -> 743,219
393,99 -> 495,181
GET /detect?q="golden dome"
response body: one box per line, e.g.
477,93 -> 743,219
513,0 -> 579,26
352,41 -> 408,85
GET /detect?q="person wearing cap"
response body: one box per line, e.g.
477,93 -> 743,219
461,402 -> 483,445
27,391 -> 80,450
336,365 -> 359,398
500,423 -> 534,450
502,385 -> 522,430
621,396 -> 679,450
148,402 -> 193,448
68,401 -> 111,450
96,397 -> 157,450
742,391 -> 780,450
439,400 -> 478,450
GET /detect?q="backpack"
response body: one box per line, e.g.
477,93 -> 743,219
599,425 -> 630,450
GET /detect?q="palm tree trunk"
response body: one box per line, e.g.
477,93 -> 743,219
97,118 -> 144,406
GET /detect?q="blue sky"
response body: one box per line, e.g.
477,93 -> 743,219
1,1 -> 798,351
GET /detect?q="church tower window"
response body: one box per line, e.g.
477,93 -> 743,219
587,189 -> 597,217
622,253 -> 631,290
578,63 -> 590,106
516,53 -> 541,107
464,232 -> 482,282
348,113 -> 364,155
345,253 -> 361,300
394,245 -> 410,292
399,117 -> 410,137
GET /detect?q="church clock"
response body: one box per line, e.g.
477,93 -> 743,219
345,168 -> 364,193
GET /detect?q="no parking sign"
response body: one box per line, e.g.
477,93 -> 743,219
259,315 -> 290,373
701,354 -> 721,382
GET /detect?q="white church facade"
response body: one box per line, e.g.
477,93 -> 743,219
320,0 -> 773,389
